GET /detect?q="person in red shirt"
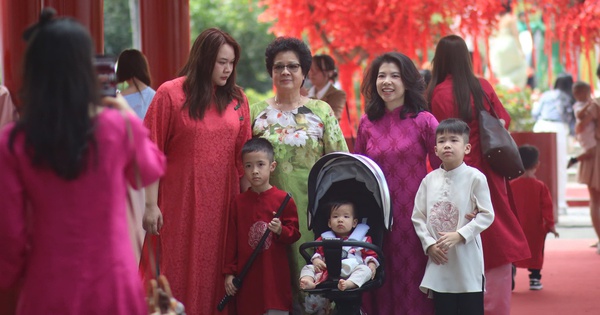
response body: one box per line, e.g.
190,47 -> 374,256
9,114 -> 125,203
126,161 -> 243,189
224,138 -> 301,315
510,145 -> 559,290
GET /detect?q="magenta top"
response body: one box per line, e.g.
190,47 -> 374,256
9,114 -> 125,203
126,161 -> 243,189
0,109 -> 166,314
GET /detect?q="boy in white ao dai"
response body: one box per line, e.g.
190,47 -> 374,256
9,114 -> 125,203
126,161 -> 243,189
412,118 -> 494,315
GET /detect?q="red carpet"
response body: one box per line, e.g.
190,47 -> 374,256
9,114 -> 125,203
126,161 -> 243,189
510,239 -> 600,314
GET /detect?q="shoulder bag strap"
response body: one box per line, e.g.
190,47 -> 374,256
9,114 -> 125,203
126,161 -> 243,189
481,91 -> 499,118
122,111 -> 161,278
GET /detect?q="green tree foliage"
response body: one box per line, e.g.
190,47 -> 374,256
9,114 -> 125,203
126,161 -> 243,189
103,0 -> 133,56
190,0 -> 275,93
102,0 -> 273,93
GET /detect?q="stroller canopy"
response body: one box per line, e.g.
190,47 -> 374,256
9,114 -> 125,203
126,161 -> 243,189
307,152 -> 392,232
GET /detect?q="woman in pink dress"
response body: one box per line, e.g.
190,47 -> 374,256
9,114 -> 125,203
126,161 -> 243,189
0,9 -> 166,314
141,28 -> 252,314
355,52 -> 441,315
427,35 -> 529,315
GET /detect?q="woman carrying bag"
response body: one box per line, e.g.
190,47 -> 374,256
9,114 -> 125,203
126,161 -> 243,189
427,34 -> 529,315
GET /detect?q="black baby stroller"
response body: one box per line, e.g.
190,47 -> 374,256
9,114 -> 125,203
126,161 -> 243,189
299,152 -> 392,314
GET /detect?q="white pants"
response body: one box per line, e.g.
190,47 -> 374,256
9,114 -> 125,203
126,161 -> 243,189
263,310 -> 288,315
300,264 -> 372,288
533,120 -> 568,213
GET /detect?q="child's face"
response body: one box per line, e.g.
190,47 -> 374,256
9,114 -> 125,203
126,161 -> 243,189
243,151 -> 276,193
573,88 -> 590,103
327,204 -> 358,237
434,131 -> 471,171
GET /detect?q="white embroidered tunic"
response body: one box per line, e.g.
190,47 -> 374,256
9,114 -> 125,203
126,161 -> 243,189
412,162 -> 495,294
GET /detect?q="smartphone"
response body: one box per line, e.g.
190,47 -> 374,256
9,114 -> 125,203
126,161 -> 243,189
94,55 -> 117,97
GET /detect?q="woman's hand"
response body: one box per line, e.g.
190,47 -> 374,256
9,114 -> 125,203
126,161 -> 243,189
143,204 -> 163,235
465,207 -> 479,221
101,94 -> 135,114
224,274 -> 237,296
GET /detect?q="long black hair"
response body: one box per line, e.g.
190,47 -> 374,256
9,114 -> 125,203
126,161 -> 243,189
361,52 -> 428,121
178,28 -> 245,120
10,7 -> 100,180
427,35 -> 485,122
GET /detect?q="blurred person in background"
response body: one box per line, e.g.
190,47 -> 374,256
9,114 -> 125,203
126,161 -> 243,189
307,54 -> 347,120
116,49 -> 156,119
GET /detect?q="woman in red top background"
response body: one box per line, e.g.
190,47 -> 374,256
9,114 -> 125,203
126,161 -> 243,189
427,34 -> 529,315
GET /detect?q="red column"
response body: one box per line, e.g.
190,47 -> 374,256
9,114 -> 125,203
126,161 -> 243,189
140,0 -> 189,89
0,0 -> 104,107
0,0 -> 42,106
44,0 -> 104,54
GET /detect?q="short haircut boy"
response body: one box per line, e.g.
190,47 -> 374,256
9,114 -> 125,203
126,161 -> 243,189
518,145 -> 539,170
436,118 -> 470,143
242,137 -> 274,161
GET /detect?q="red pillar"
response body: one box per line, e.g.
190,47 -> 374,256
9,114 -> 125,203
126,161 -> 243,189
0,0 -> 42,106
44,0 -> 104,54
0,0 -> 104,107
140,0 -> 189,89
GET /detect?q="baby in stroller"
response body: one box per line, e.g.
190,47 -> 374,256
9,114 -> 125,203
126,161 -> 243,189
299,152 -> 390,314
299,200 -> 379,291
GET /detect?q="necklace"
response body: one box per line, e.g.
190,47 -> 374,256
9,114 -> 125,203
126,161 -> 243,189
274,96 -> 303,111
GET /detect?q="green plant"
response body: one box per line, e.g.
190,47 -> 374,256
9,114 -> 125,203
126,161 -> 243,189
244,88 -> 274,106
495,85 -> 535,132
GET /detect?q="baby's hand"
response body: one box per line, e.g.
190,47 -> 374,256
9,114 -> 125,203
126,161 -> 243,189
367,261 -> 377,279
268,212 -> 282,235
312,258 -> 327,272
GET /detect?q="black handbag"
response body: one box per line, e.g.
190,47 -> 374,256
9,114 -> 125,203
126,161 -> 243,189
478,94 -> 524,180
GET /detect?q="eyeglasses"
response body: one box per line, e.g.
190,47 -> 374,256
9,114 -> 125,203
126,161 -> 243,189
273,63 -> 301,73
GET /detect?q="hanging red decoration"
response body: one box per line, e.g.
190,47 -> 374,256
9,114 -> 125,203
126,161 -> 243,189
257,0 -> 600,132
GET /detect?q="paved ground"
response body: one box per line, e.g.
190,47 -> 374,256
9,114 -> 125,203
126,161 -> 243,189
557,206 -> 596,239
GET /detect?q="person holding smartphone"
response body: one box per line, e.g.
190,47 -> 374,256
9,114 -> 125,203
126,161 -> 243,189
0,8 -> 166,314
